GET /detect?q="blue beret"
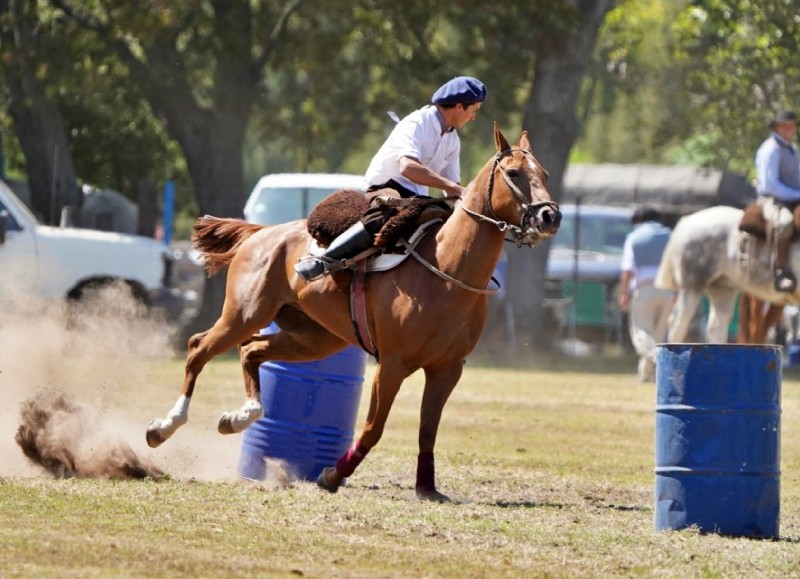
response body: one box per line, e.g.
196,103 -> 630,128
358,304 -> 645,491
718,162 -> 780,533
431,76 -> 487,105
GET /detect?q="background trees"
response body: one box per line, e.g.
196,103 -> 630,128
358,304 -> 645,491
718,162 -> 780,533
2,0 -> 800,349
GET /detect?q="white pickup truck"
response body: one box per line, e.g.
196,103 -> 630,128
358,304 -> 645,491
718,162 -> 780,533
0,179 -> 180,317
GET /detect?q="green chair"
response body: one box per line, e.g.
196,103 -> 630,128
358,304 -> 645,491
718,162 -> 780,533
557,280 -> 624,350
562,279 -> 610,328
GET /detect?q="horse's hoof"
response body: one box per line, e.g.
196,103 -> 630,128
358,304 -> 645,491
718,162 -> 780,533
317,467 -> 344,493
415,486 -> 451,503
217,414 -> 236,435
145,422 -> 166,448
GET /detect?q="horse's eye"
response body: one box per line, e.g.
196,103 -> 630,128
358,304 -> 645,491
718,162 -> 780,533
506,169 -> 520,178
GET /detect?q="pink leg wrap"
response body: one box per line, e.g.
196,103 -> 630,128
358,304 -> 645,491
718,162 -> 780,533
416,451 -> 435,491
335,440 -> 370,477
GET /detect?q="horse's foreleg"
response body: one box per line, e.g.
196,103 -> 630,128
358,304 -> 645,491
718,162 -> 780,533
318,360 -> 406,493
414,362 -> 463,502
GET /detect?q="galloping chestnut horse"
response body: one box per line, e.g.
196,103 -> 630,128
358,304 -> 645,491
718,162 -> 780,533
146,125 -> 561,501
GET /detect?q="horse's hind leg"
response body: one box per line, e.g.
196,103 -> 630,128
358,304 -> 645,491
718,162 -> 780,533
217,326 -> 348,435
147,316 -> 260,447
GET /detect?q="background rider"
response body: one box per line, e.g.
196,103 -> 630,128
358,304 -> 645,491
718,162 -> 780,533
755,110 -> 800,293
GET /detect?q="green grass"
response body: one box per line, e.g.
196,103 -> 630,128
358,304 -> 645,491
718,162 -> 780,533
2,351 -> 800,577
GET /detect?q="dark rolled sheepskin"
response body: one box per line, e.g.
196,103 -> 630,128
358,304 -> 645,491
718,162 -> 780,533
306,189 -> 369,247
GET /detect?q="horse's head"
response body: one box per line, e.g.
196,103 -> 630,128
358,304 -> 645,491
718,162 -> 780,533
470,124 -> 561,247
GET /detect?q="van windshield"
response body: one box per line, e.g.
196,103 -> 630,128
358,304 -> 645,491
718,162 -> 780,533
247,187 -> 338,225
551,214 -> 632,255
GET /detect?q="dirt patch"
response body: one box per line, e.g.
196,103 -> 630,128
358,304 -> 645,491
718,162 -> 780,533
15,390 -> 163,479
0,291 -> 241,482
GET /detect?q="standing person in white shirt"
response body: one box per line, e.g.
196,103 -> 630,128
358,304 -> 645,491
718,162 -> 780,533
755,110 -> 800,293
618,206 -> 674,382
295,76 -> 487,282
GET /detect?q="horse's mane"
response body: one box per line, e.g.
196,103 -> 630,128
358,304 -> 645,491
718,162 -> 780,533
192,215 -> 265,276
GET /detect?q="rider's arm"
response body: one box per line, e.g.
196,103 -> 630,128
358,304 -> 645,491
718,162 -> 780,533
618,270 -> 634,312
399,156 -> 466,199
757,145 -> 800,203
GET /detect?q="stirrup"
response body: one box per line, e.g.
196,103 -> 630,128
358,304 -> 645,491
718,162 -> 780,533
295,256 -> 344,282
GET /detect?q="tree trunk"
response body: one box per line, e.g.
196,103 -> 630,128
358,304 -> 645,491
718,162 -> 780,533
0,0 -> 80,224
511,0 -> 615,351
136,178 -> 159,238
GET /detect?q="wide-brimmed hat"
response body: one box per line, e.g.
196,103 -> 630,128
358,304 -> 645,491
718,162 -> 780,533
431,76 -> 487,105
770,110 -> 798,128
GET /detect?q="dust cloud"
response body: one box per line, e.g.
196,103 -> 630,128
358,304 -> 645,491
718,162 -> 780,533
0,286 -> 271,483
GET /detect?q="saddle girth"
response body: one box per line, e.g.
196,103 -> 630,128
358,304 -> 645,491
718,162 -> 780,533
349,260 -> 378,359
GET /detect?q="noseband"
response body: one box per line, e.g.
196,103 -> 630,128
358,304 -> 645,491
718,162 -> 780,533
462,147 -> 558,247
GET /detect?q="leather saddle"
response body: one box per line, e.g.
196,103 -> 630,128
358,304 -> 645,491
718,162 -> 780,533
306,188 -> 452,252
739,201 -> 800,241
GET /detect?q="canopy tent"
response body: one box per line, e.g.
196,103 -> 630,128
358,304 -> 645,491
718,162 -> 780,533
561,164 -> 756,213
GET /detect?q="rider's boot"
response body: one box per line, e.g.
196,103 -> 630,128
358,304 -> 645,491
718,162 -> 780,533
774,227 -> 797,293
295,222 -> 375,282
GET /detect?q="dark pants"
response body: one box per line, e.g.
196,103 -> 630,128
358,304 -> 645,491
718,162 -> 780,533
367,179 -> 420,199
362,180 -> 424,235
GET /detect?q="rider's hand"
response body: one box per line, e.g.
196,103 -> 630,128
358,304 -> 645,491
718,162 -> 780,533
445,185 -> 466,199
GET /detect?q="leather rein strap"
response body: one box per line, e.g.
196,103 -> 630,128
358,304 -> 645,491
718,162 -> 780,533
400,236 -> 500,295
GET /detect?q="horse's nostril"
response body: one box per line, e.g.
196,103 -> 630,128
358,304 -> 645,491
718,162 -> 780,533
542,209 -> 562,226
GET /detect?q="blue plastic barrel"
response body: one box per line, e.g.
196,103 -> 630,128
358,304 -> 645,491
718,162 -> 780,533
238,324 -> 367,481
654,344 -> 781,538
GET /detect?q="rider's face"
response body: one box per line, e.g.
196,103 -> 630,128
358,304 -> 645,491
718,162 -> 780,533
453,102 -> 481,130
775,121 -> 798,141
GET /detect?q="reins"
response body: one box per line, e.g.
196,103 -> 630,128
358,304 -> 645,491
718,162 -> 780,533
400,235 -> 501,295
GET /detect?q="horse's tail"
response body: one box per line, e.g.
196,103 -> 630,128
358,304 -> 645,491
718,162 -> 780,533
192,215 -> 264,276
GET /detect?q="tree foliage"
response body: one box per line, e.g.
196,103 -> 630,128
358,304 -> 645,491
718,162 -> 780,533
579,0 -> 692,164
670,0 -> 800,176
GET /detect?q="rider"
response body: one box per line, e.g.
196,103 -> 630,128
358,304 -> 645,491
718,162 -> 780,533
755,110 -> 800,293
295,75 -> 487,282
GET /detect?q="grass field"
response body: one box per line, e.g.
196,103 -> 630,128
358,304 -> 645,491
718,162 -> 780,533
2,344 -> 800,578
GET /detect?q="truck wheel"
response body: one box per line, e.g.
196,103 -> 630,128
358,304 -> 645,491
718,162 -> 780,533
65,279 -> 152,328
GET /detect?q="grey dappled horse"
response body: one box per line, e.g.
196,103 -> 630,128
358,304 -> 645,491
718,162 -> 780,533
656,205 -> 800,343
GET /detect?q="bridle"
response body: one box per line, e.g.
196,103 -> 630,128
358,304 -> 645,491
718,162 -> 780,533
461,147 -> 559,248
400,146 -> 557,295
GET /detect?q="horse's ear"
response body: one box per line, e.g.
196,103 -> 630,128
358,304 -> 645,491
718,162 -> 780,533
518,131 -> 532,152
494,122 -> 511,152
